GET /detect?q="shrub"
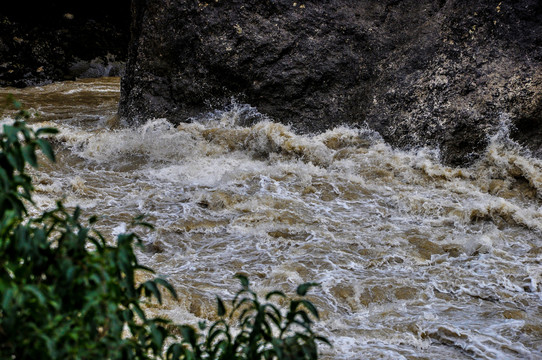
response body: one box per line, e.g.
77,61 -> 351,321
0,97 -> 329,359
168,276 -> 330,360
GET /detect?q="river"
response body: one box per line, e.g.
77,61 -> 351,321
1,78 -> 541,359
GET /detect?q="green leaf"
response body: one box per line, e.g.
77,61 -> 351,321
155,277 -> 177,299
235,274 -> 249,288
143,280 -> 162,303
216,296 -> 226,317
265,310 -> 282,329
300,299 -> 319,319
150,325 -> 166,349
135,264 -> 155,273
265,290 -> 286,300
0,167 -> 10,189
1,288 -> 14,310
23,285 -> 46,305
65,266 -> 76,283
294,310 -> 313,326
133,304 -> 147,321
271,338 -> 285,359
36,138 -> 55,162
207,321 -> 228,345
73,206 -> 81,221
35,127 -> 59,136
7,151 -> 22,170
179,325 -> 197,347
22,144 -> 38,168
296,282 -> 319,296
4,125 -> 19,143
167,343 -> 185,360
315,335 -> 332,347
232,297 -> 251,313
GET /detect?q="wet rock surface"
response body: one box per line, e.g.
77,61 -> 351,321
364,0 -> 542,165
0,1 -> 539,165
0,1 -> 130,87
120,0 -> 380,131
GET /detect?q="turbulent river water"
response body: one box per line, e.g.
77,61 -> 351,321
1,78 -> 542,359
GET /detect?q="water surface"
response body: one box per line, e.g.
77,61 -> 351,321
2,78 -> 542,359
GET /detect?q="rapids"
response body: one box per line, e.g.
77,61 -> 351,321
1,78 -> 541,359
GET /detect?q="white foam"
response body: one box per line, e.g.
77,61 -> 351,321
7,79 -> 542,359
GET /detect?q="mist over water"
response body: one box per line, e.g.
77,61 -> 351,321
2,78 -> 542,359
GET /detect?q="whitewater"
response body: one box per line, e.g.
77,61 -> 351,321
1,78 -> 541,359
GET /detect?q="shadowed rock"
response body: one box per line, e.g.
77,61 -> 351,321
0,1 -> 130,87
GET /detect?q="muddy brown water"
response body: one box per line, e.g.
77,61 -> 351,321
1,78 -> 542,359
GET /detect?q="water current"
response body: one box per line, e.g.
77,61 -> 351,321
1,78 -> 541,359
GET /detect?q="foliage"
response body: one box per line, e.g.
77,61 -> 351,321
0,97 -> 329,359
168,276 -> 330,360
0,97 -> 178,359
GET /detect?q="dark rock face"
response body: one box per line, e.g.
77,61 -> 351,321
365,0 -> 542,164
0,1 -> 130,87
120,0 -> 542,165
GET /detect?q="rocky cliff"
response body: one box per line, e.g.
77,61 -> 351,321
119,0 -> 542,165
0,1 -> 130,87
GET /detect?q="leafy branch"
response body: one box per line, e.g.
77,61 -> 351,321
0,96 -> 330,359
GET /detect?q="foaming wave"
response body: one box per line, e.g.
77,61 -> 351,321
475,124 -> 542,199
193,101 -> 267,128
53,114 -> 382,170
55,118 -> 211,165
427,323 -> 532,359
21,93 -> 542,359
243,121 -> 334,166
46,113 -> 542,235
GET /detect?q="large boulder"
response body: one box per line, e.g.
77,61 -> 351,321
119,0 -> 542,165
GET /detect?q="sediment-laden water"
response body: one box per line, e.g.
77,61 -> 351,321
1,78 -> 541,359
